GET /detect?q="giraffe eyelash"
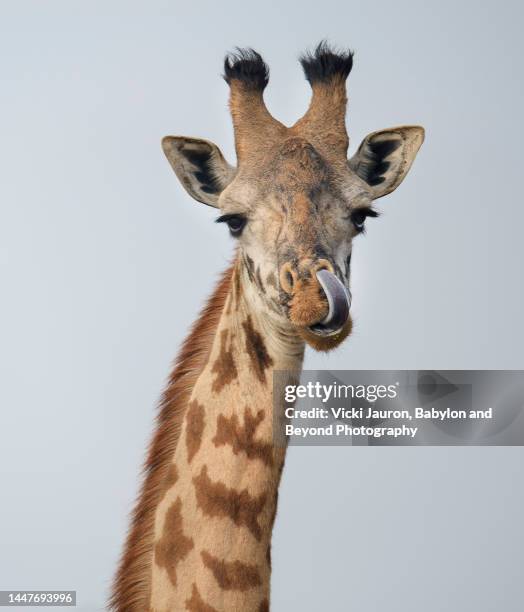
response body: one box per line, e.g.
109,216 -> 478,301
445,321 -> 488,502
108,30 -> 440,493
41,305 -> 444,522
215,213 -> 248,237
349,207 -> 380,233
351,207 -> 380,219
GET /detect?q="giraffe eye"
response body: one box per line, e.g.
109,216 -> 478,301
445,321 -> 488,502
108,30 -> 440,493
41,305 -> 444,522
216,213 -> 247,237
351,210 -> 367,229
350,207 -> 379,232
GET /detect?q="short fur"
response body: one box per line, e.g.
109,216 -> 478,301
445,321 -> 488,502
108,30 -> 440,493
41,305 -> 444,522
110,265 -> 233,612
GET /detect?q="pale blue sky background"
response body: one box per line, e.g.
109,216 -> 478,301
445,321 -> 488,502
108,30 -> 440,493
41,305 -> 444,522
1,1 -> 523,610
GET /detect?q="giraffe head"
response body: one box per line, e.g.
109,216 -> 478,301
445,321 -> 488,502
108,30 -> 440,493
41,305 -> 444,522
163,44 -> 424,351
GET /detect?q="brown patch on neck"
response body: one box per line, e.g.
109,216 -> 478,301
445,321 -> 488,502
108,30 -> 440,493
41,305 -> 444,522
193,465 -> 266,541
165,463 -> 178,486
161,463 -> 178,500
185,400 -> 205,463
213,407 -> 274,467
242,315 -> 274,384
211,329 -> 238,393
233,266 -> 242,301
201,550 -> 262,591
110,264 -> 233,612
154,498 -> 194,587
185,584 -> 219,612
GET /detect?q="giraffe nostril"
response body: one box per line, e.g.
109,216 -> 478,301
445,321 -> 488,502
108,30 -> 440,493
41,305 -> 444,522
313,258 -> 334,275
279,262 -> 298,295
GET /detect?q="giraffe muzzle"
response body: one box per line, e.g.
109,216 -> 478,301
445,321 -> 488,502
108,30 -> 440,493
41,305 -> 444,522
309,269 -> 352,336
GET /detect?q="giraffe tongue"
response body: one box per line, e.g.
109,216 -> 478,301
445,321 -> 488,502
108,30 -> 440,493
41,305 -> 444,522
310,269 -> 352,336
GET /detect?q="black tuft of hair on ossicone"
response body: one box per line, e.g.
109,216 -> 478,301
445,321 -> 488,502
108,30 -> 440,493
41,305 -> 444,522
299,41 -> 354,85
223,48 -> 269,90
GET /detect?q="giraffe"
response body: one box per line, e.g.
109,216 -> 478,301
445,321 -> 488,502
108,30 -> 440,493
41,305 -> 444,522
110,43 -> 424,611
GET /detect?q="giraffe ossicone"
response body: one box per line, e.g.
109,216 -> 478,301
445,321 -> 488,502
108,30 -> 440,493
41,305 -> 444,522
111,42 -> 424,612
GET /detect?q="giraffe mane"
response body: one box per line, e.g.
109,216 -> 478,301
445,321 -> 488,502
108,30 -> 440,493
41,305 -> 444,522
109,262 -> 234,611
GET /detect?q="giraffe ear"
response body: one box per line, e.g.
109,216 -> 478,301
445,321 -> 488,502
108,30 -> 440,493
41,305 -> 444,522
162,136 -> 236,207
349,126 -> 424,199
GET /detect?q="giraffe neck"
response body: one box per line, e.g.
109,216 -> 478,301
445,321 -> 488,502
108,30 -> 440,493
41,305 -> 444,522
149,259 -> 304,611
